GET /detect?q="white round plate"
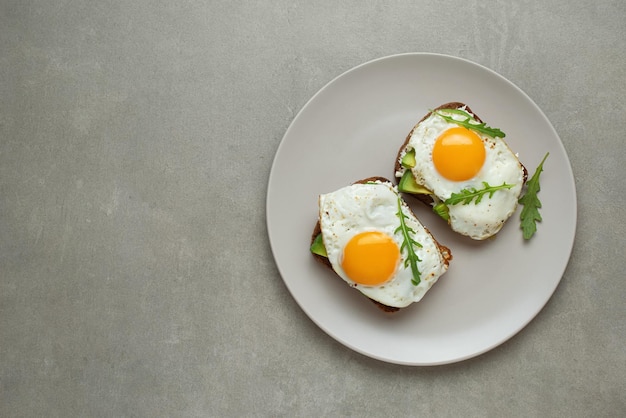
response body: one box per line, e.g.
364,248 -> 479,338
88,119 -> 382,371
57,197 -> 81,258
266,53 -> 577,365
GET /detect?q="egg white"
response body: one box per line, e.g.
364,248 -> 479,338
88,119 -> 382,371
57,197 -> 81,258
401,108 -> 525,240
318,181 -> 449,308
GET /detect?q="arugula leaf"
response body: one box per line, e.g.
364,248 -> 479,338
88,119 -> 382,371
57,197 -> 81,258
394,198 -> 423,286
519,152 -> 549,240
445,182 -> 514,205
433,108 -> 506,138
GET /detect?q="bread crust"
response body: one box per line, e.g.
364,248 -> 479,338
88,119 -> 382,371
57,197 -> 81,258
310,177 -> 452,313
394,102 -> 527,206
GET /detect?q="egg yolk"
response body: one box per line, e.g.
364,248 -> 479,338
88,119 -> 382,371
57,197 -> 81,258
432,127 -> 486,181
342,231 -> 400,286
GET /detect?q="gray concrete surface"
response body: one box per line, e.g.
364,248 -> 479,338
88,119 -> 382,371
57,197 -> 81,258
1,1 -> 625,417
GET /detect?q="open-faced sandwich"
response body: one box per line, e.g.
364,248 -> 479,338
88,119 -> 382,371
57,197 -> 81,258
395,102 -> 528,240
310,177 -> 452,313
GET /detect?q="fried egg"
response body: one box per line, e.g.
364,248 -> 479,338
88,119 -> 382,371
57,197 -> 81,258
399,106 -> 525,240
318,181 -> 450,308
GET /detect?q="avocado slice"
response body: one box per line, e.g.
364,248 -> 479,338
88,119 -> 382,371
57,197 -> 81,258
401,149 -> 416,168
432,202 -> 450,221
310,233 -> 327,257
398,170 -> 432,195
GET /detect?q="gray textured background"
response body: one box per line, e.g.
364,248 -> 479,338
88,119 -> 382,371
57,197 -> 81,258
1,1 -> 625,417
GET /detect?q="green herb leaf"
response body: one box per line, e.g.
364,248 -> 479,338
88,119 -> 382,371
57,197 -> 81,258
444,182 -> 514,205
394,198 -> 423,286
433,108 -> 506,138
519,152 -> 549,240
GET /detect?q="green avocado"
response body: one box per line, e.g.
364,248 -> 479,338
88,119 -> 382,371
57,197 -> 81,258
310,233 -> 327,257
398,170 -> 432,195
401,149 -> 416,168
432,202 -> 450,221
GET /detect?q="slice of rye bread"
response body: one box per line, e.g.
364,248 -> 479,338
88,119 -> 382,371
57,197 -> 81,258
310,176 -> 452,313
394,102 -> 528,206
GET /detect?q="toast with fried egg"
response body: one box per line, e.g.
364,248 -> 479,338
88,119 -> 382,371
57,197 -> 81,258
395,102 -> 528,240
310,177 -> 452,313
